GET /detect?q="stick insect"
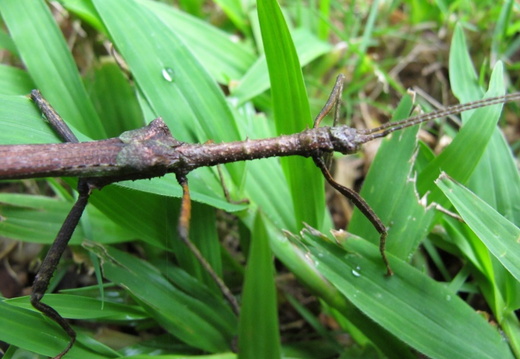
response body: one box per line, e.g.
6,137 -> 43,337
1,75 -> 520,358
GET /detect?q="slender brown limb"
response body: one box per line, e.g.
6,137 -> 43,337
31,90 -> 79,143
360,92 -> 520,138
175,173 -> 241,315
313,74 -> 345,128
31,180 -> 91,359
313,156 -> 393,276
30,89 -> 87,359
313,74 -> 346,171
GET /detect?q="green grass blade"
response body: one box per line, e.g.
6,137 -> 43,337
0,64 -> 34,95
349,96 -> 435,260
416,61 -> 506,204
213,0 -> 250,35
141,0 -> 255,83
85,62 -> 144,138
85,242 -> 236,353
0,94 -> 63,144
304,232 -> 515,359
0,0 -> 105,139
264,219 -> 414,357
238,212 -> 281,359
231,29 -> 332,105
448,24 -> 484,101
449,24 -> 520,224
0,299 -> 118,358
436,174 -> 520,282
0,28 -> 16,54
0,193 -> 135,245
6,294 -> 147,321
257,0 -> 324,230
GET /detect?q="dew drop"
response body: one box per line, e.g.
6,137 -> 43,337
162,67 -> 174,82
352,265 -> 362,277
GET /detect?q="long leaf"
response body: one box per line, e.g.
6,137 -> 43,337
0,0 -> 105,139
450,24 -> 520,225
436,174 -> 520,282
238,211 -> 281,359
350,96 -> 435,260
257,0 -> 325,230
304,232 -> 514,359
85,242 -> 236,353
0,299 -> 118,358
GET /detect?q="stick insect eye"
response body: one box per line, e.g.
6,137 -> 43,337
328,126 -> 360,154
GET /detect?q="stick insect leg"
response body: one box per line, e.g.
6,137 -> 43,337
216,164 -> 249,205
314,74 -> 345,168
313,156 -> 393,276
30,90 -> 89,358
175,173 -> 241,315
31,179 -> 92,358
313,74 -> 345,128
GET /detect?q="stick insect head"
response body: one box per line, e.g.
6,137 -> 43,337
328,125 -> 366,154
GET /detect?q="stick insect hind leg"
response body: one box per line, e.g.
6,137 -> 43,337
312,75 -> 393,276
30,91 -> 93,358
175,173 -> 241,315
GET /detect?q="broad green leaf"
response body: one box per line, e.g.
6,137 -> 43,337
436,174 -> 520,282
125,354 -> 236,359
0,193 -> 135,244
350,96 -> 435,260
263,219 -> 413,357
93,0 -> 241,144
231,29 -> 332,105
0,64 -> 34,95
0,299 -> 118,358
141,0 -> 256,83
450,24 -> 520,225
60,0 -> 256,84
0,94 -> 64,145
417,28 -> 506,205
6,294 -> 147,321
0,0 -> 106,139
85,61 -> 144,137
257,0 -> 325,230
238,211 -> 281,359
303,232 -> 514,359
85,242 -> 237,353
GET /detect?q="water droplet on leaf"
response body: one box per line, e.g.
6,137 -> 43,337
162,67 -> 174,82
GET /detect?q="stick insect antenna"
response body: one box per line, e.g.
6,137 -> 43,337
359,92 -> 520,140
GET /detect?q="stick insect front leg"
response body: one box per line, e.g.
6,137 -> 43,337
30,91 -> 93,358
312,75 -> 393,276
